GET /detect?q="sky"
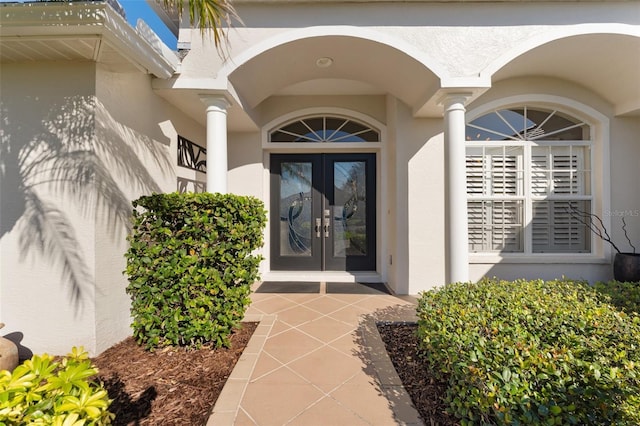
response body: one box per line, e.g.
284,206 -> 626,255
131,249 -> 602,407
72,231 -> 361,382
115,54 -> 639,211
119,0 -> 178,49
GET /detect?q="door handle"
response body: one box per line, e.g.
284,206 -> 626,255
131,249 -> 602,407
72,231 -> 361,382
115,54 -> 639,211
315,218 -> 321,238
323,209 -> 330,238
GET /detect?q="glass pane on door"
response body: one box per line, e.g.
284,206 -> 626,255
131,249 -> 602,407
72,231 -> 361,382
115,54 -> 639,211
279,162 -> 313,257
271,153 -> 375,272
333,161 -> 368,257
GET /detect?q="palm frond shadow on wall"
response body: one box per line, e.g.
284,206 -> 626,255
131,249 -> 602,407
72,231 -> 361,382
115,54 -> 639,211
0,96 -> 172,313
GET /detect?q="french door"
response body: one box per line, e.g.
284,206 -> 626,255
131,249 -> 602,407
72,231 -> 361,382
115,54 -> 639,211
270,153 -> 376,271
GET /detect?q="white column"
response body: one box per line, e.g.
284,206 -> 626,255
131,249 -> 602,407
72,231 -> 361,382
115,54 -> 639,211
199,95 -> 229,194
443,94 -> 471,283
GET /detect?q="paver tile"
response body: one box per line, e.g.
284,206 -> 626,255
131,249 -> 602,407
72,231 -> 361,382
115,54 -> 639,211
287,396 -> 370,426
250,295 -> 298,314
328,332 -> 360,356
301,295 -> 350,315
331,377 -> 401,426
241,368 -> 323,426
275,304 -> 322,327
250,352 -> 284,381
262,328 -> 323,364
328,304 -> 372,326
296,316 -> 355,344
287,345 -> 362,393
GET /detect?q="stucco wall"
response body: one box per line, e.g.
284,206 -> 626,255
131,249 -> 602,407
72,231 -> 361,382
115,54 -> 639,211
0,62 -> 99,357
256,95 -> 387,128
94,66 -> 205,354
0,61 -> 206,357
389,101 -> 446,294
609,115 -> 640,254
180,1 -> 639,81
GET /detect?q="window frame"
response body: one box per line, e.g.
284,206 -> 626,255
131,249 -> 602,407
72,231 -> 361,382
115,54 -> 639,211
264,109 -> 383,152
464,96 -> 611,264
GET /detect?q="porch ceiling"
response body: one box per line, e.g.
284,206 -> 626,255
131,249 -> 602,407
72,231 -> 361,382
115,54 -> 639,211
491,33 -> 640,117
0,36 -> 141,74
227,35 -> 440,113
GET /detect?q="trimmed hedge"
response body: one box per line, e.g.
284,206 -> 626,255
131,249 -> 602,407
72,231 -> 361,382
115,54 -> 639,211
593,280 -> 640,315
124,192 -> 266,350
0,347 -> 114,425
417,278 -> 640,425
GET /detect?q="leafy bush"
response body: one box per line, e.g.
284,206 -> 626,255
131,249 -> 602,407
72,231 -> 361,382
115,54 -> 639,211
125,192 -> 266,350
0,347 -> 114,425
593,280 -> 640,315
417,278 -> 640,425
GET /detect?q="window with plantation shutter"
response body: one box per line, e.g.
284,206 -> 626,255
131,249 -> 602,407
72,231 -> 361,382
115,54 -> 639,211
466,106 -> 592,254
466,146 -> 524,252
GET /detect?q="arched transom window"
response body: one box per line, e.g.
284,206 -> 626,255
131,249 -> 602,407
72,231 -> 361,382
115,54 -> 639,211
269,116 -> 380,143
466,106 -> 593,254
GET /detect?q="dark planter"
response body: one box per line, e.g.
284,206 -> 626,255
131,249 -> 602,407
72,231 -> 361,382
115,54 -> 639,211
613,252 -> 640,283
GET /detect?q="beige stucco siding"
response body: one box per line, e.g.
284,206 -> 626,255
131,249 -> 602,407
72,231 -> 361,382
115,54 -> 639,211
609,115 -> 640,253
0,62 -> 99,356
0,61 -> 206,356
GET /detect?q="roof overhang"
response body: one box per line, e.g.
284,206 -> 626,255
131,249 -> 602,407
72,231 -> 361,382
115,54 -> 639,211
0,1 -> 179,78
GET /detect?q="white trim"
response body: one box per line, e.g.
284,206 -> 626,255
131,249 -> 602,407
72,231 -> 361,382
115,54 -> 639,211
260,107 -> 388,281
262,271 -> 384,283
262,107 -> 387,146
200,95 -> 230,194
443,93 -> 472,283
466,94 -> 611,262
266,143 -> 380,152
469,254 -> 610,265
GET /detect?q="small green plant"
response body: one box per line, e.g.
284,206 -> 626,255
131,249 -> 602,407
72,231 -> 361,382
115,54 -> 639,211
417,278 -> 640,425
0,346 -> 114,425
125,192 -> 266,350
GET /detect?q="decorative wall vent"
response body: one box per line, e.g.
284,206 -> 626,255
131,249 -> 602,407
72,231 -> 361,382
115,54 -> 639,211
178,135 -> 206,172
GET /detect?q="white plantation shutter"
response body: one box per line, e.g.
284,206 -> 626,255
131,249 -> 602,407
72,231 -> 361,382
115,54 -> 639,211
466,106 -> 592,254
530,146 -> 590,252
532,201 -> 590,252
466,147 -> 523,252
467,154 -> 486,251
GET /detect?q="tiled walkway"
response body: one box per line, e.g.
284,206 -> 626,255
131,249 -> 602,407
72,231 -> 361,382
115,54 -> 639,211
208,283 -> 424,425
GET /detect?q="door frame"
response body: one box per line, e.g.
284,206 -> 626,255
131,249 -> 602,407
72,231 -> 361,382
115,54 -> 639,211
260,107 -> 388,282
270,153 -> 376,272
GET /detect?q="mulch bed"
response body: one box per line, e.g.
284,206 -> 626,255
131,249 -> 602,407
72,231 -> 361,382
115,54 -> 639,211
377,322 -> 459,426
92,322 -> 257,426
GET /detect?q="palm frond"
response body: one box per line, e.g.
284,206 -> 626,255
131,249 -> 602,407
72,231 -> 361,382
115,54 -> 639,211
19,190 -> 93,311
162,0 -> 240,49
94,101 -> 172,189
25,150 -> 134,237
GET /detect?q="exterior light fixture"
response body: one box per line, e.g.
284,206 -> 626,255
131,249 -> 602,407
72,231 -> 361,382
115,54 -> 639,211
315,57 -> 333,68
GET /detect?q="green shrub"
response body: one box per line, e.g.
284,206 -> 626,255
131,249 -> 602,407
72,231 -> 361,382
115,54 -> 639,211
125,192 -> 266,350
593,280 -> 640,315
0,347 -> 114,425
417,278 -> 640,425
